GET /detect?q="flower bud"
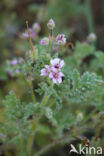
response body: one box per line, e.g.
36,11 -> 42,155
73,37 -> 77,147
87,33 -> 97,42
77,112 -> 83,121
18,57 -> 25,65
47,19 -> 55,30
40,37 -> 49,45
32,22 -> 41,33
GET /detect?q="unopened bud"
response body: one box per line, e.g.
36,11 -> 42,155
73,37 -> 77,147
47,19 -> 55,30
32,22 -> 41,33
77,112 -> 83,121
87,33 -> 97,42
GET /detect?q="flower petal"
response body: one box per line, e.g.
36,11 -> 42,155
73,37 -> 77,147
57,77 -> 62,83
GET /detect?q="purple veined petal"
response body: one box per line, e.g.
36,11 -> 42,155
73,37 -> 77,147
57,77 -> 62,83
49,72 -> 54,79
50,58 -> 60,66
49,70 -> 63,84
50,58 -> 64,69
52,78 -> 57,83
41,65 -> 50,76
41,69 -> 45,72
40,69 -> 47,76
59,72 -> 64,77
60,60 -> 64,68
54,58 -> 60,65
45,65 -> 50,70
50,59 -> 54,66
51,67 -> 59,74
45,65 -> 49,68
56,34 -> 66,45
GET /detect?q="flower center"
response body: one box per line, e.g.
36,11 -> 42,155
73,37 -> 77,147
53,72 -> 59,78
54,64 -> 59,68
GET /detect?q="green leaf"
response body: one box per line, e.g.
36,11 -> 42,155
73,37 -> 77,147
72,69 -> 80,90
37,124 -> 51,135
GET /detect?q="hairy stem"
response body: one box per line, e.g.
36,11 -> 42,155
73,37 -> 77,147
28,80 -> 36,104
41,94 -> 49,107
47,39 -> 52,54
27,118 -> 39,156
26,93 -> 50,156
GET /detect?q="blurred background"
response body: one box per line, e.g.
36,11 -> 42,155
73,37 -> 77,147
0,0 -> 104,155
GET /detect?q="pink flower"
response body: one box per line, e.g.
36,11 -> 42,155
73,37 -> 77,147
50,58 -> 64,69
56,34 -> 66,45
11,59 -> 18,65
40,58 -> 64,84
49,70 -> 64,84
22,28 -> 35,39
40,37 -> 49,45
47,19 -> 55,30
40,65 -> 50,76
15,69 -> 20,74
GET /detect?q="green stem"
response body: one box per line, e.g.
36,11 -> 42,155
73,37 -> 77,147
41,94 -> 49,107
28,80 -> 36,104
18,135 -> 24,156
26,94 -> 50,156
26,117 -> 39,156
47,38 -> 52,54
18,122 -> 25,156
48,41 -> 52,53
84,0 -> 95,33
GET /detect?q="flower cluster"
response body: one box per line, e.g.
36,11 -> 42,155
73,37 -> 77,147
40,19 -> 66,46
7,58 -> 25,77
22,22 -> 41,39
22,28 -> 35,39
41,58 -> 64,84
55,34 -> 66,45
